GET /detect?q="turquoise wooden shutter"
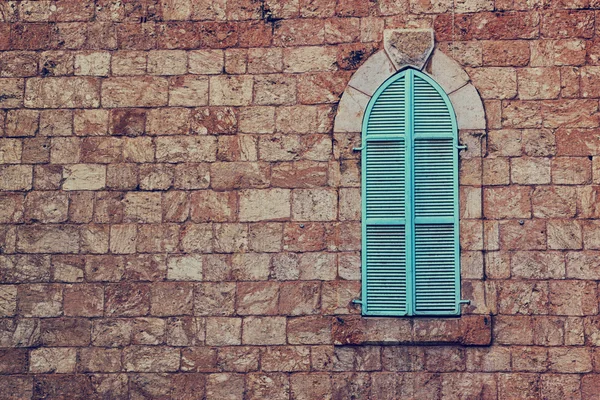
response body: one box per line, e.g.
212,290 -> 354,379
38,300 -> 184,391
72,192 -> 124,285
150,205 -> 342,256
362,75 -> 408,315
361,69 -> 460,316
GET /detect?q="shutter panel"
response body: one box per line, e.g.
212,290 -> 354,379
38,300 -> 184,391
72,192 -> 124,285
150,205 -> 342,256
412,73 -> 459,315
362,76 -> 408,316
361,69 -> 460,316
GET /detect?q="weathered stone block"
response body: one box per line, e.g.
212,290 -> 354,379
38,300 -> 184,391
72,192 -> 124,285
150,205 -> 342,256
239,189 -> 291,222
30,347 -> 77,373
25,77 -> 100,108
384,29 -> 433,69
102,77 -> 169,107
243,316 -> 286,345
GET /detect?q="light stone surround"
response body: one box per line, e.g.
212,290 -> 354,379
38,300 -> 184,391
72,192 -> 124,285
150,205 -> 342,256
334,29 -> 486,134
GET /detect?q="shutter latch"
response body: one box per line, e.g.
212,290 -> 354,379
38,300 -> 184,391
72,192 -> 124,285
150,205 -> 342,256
455,144 -> 468,150
459,299 -> 471,305
351,298 -> 363,305
353,146 -> 365,152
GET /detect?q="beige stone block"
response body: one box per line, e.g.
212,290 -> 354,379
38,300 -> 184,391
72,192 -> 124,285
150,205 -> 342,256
238,107 -> 275,134
0,139 -> 22,164
283,46 -> 337,73
292,189 -> 337,221
110,224 -> 137,254
517,67 -> 561,100
155,136 -> 216,162
347,51 -> 395,96
39,110 -> 73,136
449,84 -> 486,130
548,347 -> 592,373
62,164 -> 105,190
258,135 -> 302,162
0,285 -> 17,317
75,52 -> 111,76
206,317 -> 241,345
0,165 -> 32,191
167,255 -> 203,281
248,48 -> 283,74
24,191 -> 68,223
111,51 -> 147,76
124,192 -> 162,223
181,224 -> 213,253
254,74 -> 296,106
169,76 -> 209,107
511,157 -> 551,184
468,67 -> 517,100
214,223 -> 248,253
74,109 -> 108,136
511,251 -> 564,279
50,137 -> 81,164
333,87 -> 370,133
148,50 -> 187,75
239,189 -> 291,222
242,316 -> 286,345
123,137 -> 155,163
429,50 -> 469,94
30,348 -> 77,373
384,29 -> 434,70
232,253 -> 270,280
206,373 -> 245,400
0,78 -> 24,108
339,188 -> 361,221
460,186 -> 482,219
209,75 -> 253,106
455,0 -> 493,12
25,77 -> 100,108
123,346 -> 180,372
547,220 -> 582,250
161,0 -> 193,20
483,158 -> 509,185
225,48 -> 248,74
146,108 -> 191,135
101,77 -> 168,107
188,50 -> 224,75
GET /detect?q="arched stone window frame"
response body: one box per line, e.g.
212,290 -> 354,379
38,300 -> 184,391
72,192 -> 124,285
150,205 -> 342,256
331,29 -> 491,345
334,29 -> 486,134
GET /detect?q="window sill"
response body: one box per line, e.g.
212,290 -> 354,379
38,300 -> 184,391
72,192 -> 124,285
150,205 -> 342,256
332,314 -> 492,346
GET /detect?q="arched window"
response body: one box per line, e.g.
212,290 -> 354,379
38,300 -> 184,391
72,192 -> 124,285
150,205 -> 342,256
361,68 -> 460,316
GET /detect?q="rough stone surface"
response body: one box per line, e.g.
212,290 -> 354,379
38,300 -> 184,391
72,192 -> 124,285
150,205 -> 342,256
449,83 -> 486,129
384,29 -> 434,69
0,5 -> 597,399
347,50 -> 396,96
333,87 -> 370,133
428,49 -> 470,94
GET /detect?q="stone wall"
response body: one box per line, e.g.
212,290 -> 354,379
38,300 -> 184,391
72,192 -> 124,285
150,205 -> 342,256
0,0 -> 599,399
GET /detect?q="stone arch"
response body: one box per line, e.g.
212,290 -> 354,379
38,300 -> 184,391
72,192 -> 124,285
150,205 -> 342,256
333,29 -> 486,134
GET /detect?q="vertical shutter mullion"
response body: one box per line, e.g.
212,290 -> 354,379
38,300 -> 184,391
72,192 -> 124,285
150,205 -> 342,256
405,69 -> 415,316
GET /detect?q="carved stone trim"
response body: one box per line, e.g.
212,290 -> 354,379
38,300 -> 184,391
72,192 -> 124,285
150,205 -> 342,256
333,29 -> 486,134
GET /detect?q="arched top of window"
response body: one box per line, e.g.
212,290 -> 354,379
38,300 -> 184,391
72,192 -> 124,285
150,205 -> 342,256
362,68 -> 458,142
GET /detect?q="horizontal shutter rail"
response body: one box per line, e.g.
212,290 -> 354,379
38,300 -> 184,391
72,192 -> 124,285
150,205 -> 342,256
414,216 -> 453,224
